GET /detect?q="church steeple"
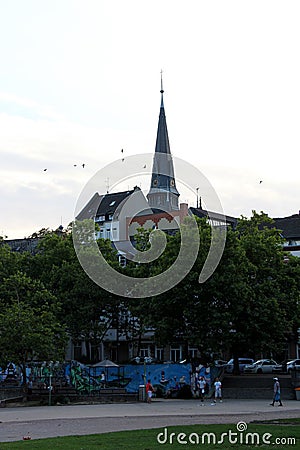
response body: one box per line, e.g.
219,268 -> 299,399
147,74 -> 180,211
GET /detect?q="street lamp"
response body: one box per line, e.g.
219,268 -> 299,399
48,361 -> 53,406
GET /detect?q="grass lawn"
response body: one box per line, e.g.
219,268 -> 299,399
1,421 -> 299,450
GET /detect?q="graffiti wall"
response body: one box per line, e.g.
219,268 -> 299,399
1,360 -> 218,397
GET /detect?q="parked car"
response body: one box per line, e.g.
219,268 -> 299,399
286,359 -> 300,374
225,358 -> 254,374
214,359 -> 228,367
244,359 -> 282,374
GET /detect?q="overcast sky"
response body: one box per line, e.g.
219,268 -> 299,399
0,0 -> 299,239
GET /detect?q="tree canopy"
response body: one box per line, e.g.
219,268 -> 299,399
0,211 -> 299,371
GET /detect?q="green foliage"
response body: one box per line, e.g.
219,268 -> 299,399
0,272 -> 67,382
25,228 -> 127,363
142,212 -> 300,362
0,242 -> 24,283
0,211 -> 299,369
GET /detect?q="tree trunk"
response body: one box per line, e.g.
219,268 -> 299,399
233,352 -> 240,375
20,361 -> 27,386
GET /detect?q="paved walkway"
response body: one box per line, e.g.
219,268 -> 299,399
1,399 -> 300,442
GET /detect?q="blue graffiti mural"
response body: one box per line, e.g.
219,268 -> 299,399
1,360 -> 220,398
65,361 -> 218,396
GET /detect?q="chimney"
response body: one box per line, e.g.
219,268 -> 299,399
179,203 -> 189,222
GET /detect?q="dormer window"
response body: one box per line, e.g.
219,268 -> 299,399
109,201 -> 116,206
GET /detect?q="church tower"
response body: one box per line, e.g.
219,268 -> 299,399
147,75 -> 180,211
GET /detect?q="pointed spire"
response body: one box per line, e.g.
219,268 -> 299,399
147,74 -> 180,211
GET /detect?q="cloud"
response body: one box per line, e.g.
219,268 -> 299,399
0,100 -> 153,238
0,91 -> 66,121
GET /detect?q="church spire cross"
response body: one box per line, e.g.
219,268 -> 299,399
160,70 -> 164,107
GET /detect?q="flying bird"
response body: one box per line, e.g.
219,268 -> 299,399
143,165 -> 146,168
43,168 -> 47,171
121,148 -> 124,153
82,163 -> 85,168
259,180 -> 263,184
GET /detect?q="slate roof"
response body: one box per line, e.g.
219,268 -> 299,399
3,238 -> 39,254
76,188 -> 145,222
95,190 -> 134,217
190,207 -> 237,229
75,192 -> 102,220
273,213 -> 300,240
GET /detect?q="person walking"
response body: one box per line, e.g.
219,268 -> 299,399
212,377 -> 222,404
146,379 -> 154,403
197,376 -> 206,405
270,377 -> 283,406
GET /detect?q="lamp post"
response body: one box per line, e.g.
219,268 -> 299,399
48,361 -> 53,406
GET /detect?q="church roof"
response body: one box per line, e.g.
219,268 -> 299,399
154,84 -> 172,156
148,76 -> 179,207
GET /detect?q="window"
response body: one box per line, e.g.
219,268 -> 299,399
109,201 -> 116,206
118,255 -> 126,267
155,347 -> 164,361
188,347 -> 198,358
97,215 -> 105,222
91,345 -> 99,362
73,342 -> 82,360
110,347 -> 117,362
140,347 -> 150,358
170,346 -> 182,362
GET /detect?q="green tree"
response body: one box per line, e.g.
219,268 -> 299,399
0,273 -> 66,383
28,228 -> 125,363
140,212 -> 299,369
0,241 -> 24,283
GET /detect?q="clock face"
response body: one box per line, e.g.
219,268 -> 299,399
153,179 -> 158,186
170,179 -> 175,187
